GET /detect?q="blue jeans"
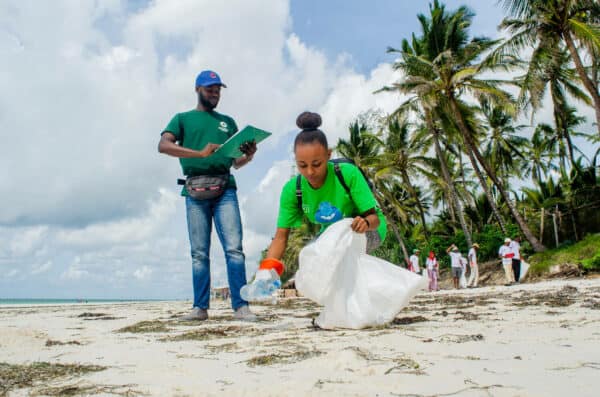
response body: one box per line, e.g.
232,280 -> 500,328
185,188 -> 248,310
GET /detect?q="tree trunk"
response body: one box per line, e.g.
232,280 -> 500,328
402,170 -> 430,241
390,221 -> 410,267
428,114 -> 473,247
539,207 -> 545,243
448,98 -> 546,252
564,31 -> 600,136
552,209 -> 559,248
465,146 -> 508,234
373,190 -> 410,265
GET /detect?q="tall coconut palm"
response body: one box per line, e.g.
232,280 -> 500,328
481,99 -> 529,189
514,45 -> 592,171
336,122 -> 413,264
523,127 -> 559,185
499,0 -> 600,135
381,0 -> 476,247
534,106 -> 589,173
373,116 -> 432,240
386,2 -> 546,251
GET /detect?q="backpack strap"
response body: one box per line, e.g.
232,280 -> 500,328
296,174 -> 303,211
333,163 -> 352,200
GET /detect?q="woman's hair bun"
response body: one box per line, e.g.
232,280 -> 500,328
296,111 -> 322,131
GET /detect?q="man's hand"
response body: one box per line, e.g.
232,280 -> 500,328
198,143 -> 221,158
239,140 -> 257,157
233,141 -> 257,169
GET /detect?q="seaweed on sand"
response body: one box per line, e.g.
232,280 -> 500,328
116,320 -> 170,333
0,362 -> 105,396
162,325 -> 259,342
32,383 -> 143,397
245,350 -> 323,367
45,340 -> 82,347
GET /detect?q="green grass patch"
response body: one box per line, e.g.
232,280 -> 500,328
528,234 -> 600,275
0,362 -> 105,396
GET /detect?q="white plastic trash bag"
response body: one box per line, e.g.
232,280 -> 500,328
295,219 -> 428,329
459,269 -> 467,288
520,260 -> 530,280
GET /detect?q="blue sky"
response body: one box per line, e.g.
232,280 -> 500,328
0,0 -> 596,300
291,0 -> 505,74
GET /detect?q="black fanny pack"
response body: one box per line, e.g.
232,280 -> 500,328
183,174 -> 229,200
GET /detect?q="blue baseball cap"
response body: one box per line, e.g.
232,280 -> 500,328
195,70 -> 227,88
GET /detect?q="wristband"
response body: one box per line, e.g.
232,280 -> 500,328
363,217 -> 370,228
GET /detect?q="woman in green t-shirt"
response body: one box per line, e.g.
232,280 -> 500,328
265,112 -> 386,263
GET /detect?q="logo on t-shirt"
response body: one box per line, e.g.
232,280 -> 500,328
315,202 -> 342,224
218,121 -> 229,132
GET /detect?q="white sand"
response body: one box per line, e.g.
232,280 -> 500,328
1,277 -> 599,396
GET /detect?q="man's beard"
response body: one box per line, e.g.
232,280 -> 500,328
199,92 -> 217,110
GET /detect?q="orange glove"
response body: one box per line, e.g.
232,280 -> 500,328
259,258 -> 285,276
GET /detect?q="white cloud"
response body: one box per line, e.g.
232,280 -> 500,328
31,261 -> 52,275
61,258 -> 90,280
133,265 -> 153,280
8,226 -> 49,257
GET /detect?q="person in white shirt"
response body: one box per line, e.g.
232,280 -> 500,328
446,244 -> 463,289
467,243 -> 479,287
498,238 -> 515,285
509,236 -> 522,283
425,251 -> 439,291
409,249 -> 421,274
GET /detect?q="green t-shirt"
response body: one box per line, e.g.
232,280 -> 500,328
162,110 -> 238,193
277,162 -> 387,241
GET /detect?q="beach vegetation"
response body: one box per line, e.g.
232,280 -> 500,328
245,350 -> 323,367
0,362 -> 105,396
116,320 -> 170,333
528,233 -> 600,274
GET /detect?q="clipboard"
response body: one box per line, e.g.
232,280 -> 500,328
215,125 -> 272,158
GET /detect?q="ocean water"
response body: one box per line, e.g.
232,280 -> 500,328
0,298 -> 164,306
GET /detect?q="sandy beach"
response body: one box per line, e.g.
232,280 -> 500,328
1,277 -> 599,397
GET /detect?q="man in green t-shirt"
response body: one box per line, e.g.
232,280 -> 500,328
158,70 -> 257,321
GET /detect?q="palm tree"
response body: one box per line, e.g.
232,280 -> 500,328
499,0 -> 600,135
336,122 -> 413,265
372,117 -> 432,240
384,1 -> 546,251
535,106 -> 589,173
523,127 -> 559,185
381,1 -> 476,247
336,122 -> 381,170
514,44 -> 592,172
481,100 -> 529,189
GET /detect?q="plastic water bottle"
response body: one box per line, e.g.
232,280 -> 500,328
240,269 -> 281,303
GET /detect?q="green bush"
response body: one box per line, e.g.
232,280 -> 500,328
582,252 -> 600,271
528,233 -> 600,274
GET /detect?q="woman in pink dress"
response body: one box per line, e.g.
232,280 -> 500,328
426,251 -> 439,291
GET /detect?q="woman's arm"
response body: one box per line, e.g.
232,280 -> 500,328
265,228 -> 291,260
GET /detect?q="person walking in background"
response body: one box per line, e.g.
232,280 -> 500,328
426,251 -> 439,292
510,236 -> 522,283
459,253 -> 468,289
409,249 -> 421,275
467,243 -> 480,288
446,244 -> 463,289
499,238 -> 515,285
158,70 -> 258,322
